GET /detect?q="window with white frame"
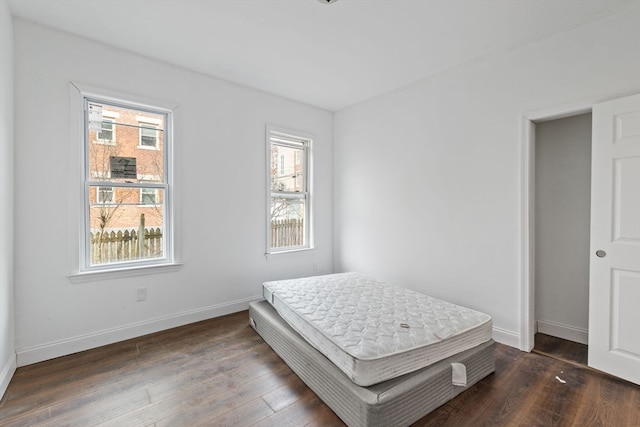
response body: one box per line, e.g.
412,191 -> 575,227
137,115 -> 161,149
267,126 -> 312,253
82,96 -> 172,271
97,186 -> 114,204
140,188 -> 158,205
140,125 -> 158,148
94,111 -> 119,144
98,119 -> 114,142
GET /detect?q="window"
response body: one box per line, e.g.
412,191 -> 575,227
140,125 -> 158,147
82,96 -> 172,271
98,119 -> 114,142
140,188 -> 158,205
97,186 -> 114,204
267,126 -> 312,253
94,110 -> 119,144
137,116 -> 161,149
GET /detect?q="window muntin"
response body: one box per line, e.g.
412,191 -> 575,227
83,98 -> 171,270
267,127 -> 312,253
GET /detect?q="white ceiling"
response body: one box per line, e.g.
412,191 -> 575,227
7,0 -> 634,111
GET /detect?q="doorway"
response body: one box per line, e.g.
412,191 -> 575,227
521,94 -> 640,384
532,113 -> 592,365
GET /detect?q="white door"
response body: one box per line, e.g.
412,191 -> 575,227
589,93 -> 640,385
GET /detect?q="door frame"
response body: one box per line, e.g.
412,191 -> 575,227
518,92 -> 636,352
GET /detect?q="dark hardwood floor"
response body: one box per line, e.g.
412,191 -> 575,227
1,311 -> 639,427
533,333 -> 588,367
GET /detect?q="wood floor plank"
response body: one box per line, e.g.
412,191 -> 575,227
2,310 -> 639,427
261,376 -> 309,412
250,387 -> 326,427
152,369 -> 294,427
201,397 -> 275,427
1,315 -> 260,423
533,333 -> 588,366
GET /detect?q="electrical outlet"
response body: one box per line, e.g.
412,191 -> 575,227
136,287 -> 147,302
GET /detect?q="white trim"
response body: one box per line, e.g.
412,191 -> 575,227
69,82 -> 179,276
135,115 -> 162,125
0,353 -> 16,399
71,82 -> 179,112
266,124 -> 315,255
102,110 -> 120,118
536,320 -> 589,345
519,91 -> 639,353
520,117 -> 536,352
492,326 -> 520,348
16,295 -> 262,367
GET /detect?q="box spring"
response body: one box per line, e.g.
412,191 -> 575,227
249,300 -> 495,427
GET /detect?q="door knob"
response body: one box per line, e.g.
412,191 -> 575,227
595,250 -> 607,258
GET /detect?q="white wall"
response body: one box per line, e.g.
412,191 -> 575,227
333,6 -> 640,345
535,114 -> 592,344
0,0 -> 16,397
13,19 -> 333,365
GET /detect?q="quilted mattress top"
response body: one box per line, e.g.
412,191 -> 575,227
263,272 -> 491,361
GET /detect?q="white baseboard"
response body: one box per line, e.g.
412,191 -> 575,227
537,319 -> 588,345
0,352 -> 17,399
16,296 -> 263,367
492,326 -> 520,348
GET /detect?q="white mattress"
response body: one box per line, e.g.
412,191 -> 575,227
263,272 -> 492,386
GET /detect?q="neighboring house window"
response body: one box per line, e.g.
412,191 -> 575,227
82,96 -> 172,271
98,120 -> 114,141
137,116 -> 162,149
97,186 -> 114,204
267,126 -> 312,253
140,125 -> 158,147
140,188 -> 158,205
94,110 -> 119,144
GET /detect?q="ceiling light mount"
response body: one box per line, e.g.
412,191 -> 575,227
318,0 -> 339,4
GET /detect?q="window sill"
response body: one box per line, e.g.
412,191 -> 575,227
266,247 -> 315,257
68,262 -> 183,284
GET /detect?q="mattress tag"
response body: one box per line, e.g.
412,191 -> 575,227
451,363 -> 467,386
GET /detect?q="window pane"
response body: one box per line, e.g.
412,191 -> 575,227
97,186 -> 114,204
88,103 -> 165,184
140,188 -> 158,204
88,186 -> 164,265
140,125 -> 157,147
98,120 -> 113,141
270,196 -> 305,248
270,144 -> 304,192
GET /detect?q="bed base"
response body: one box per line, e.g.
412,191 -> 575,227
249,300 -> 495,427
